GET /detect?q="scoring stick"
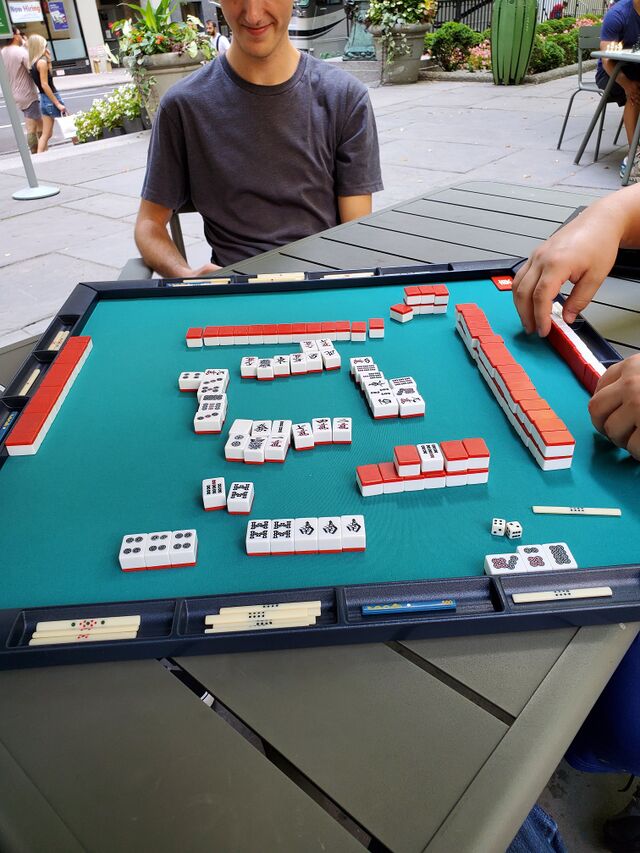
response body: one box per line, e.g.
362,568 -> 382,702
531,506 -> 622,517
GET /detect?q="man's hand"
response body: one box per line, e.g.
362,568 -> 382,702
588,354 -> 640,460
185,263 -> 222,277
512,214 -> 621,337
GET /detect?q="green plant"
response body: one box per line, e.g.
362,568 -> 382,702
109,0 -> 214,95
367,0 -> 436,62
428,21 -> 480,70
111,0 -> 214,61
74,108 -> 103,143
552,29 -> 579,65
73,85 -> 143,143
528,33 -> 565,73
536,16 -> 576,36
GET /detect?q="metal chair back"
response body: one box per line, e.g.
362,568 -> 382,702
577,25 -> 602,90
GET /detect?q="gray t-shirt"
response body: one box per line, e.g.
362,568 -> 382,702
141,52 -> 383,267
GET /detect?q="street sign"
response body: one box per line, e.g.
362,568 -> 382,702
0,0 -> 11,38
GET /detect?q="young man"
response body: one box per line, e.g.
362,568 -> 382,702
596,0 -> 640,177
205,19 -> 231,55
1,26 -> 43,154
135,0 -> 383,278
512,183 -> 640,461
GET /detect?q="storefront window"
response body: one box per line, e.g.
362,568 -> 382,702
9,0 -> 88,69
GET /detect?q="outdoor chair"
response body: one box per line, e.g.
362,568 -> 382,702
557,24 -> 624,161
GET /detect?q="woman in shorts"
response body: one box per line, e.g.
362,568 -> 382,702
28,34 -> 66,154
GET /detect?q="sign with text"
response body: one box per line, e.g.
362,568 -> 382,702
48,0 -> 68,30
7,0 -> 43,22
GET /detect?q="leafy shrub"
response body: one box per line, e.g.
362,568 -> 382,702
536,17 -> 576,36
528,34 -> 565,73
552,29 -> 579,65
428,21 -> 480,70
424,14 -> 601,76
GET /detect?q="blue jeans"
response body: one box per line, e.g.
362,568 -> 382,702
507,804 -> 567,853
40,92 -> 64,118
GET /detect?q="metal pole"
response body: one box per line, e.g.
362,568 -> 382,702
0,50 -> 60,200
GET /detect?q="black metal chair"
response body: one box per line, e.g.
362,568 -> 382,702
557,25 -> 624,161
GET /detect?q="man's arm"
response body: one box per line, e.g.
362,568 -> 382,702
512,184 -> 640,459
589,355 -> 640,459
512,183 -> 640,336
135,199 -> 220,278
338,194 -> 372,223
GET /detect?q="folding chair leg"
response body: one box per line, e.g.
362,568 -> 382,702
169,213 -> 187,261
614,114 -> 624,146
557,90 -> 580,150
594,100 -> 608,162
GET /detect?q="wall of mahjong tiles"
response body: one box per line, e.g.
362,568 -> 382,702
1,278 -> 639,611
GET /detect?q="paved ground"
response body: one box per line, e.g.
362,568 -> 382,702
0,68 -> 625,352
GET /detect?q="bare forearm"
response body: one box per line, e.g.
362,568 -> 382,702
135,218 -> 192,277
585,184 -> 640,248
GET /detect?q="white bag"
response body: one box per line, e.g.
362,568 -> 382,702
56,114 -> 77,139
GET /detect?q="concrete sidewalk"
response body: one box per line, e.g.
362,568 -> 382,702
0,69 -> 626,359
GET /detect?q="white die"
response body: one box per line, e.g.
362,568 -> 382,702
506,521 -> 522,540
491,517 -> 506,536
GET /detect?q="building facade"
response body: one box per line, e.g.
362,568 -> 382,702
8,0 -> 223,76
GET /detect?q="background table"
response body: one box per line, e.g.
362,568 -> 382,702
1,180 -> 638,853
576,49 -> 640,185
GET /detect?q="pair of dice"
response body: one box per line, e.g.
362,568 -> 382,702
491,517 -> 522,539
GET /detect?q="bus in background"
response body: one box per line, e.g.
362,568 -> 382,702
288,0 -> 348,55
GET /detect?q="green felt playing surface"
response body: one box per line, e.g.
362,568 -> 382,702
1,279 -> 639,611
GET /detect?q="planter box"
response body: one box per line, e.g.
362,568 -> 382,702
102,126 -> 126,139
123,117 -> 144,134
125,53 -> 206,121
369,23 -> 431,84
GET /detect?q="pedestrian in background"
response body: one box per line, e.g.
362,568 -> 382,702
205,20 -> 230,55
27,34 -> 66,154
1,26 -> 43,154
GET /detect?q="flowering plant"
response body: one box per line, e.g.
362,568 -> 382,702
110,0 -> 214,63
367,0 -> 436,61
73,85 -> 143,142
466,39 -> 491,72
74,109 -> 103,143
